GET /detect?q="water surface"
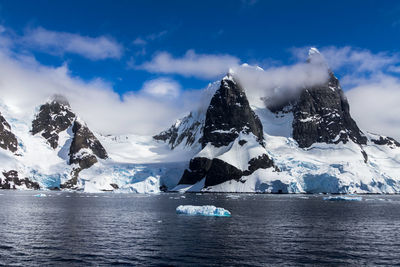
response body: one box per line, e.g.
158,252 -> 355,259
0,191 -> 400,266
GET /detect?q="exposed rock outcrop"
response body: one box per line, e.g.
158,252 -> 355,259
31,95 -> 75,149
154,112 -> 203,149
1,170 -> 40,190
0,112 -> 18,152
202,74 -> 264,148
265,48 -> 367,148
292,71 -> 367,148
61,120 -> 108,189
371,135 -> 400,149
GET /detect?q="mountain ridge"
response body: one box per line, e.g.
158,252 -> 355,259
0,48 -> 399,193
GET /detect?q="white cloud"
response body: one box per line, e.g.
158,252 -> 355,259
23,27 -> 123,60
233,61 -> 330,108
388,65 -> 400,73
133,30 -> 168,46
146,30 -> 168,41
0,47 -> 204,135
137,50 -> 241,79
133,37 -> 147,46
140,77 -> 181,98
346,74 -> 400,140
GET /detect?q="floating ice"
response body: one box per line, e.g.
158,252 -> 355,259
176,205 -> 231,217
226,194 -> 242,200
323,196 -> 362,201
34,193 -> 47,197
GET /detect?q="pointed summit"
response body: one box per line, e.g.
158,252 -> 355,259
307,47 -> 327,66
292,48 -> 367,147
308,47 -> 320,56
202,74 -> 264,147
32,96 -> 76,149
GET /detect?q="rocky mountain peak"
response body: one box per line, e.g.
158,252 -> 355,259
202,74 -> 264,148
31,95 -> 76,149
0,112 -> 18,152
177,75 -> 277,189
308,47 -> 320,57
292,66 -> 367,148
263,48 -> 367,148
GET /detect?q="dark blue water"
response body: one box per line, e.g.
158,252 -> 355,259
0,191 -> 400,266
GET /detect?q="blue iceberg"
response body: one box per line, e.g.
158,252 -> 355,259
176,205 -> 231,217
33,193 -> 47,198
323,196 -> 362,202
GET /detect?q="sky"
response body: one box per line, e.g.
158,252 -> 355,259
0,0 -> 399,139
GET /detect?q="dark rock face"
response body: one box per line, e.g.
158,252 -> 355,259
371,136 -> 400,149
31,96 -> 75,149
153,112 -> 202,149
292,72 -> 367,148
1,170 -> 40,190
0,113 -> 18,152
202,75 -> 264,148
61,120 -> 108,189
179,154 -> 276,187
69,120 -> 108,167
243,154 -> 277,175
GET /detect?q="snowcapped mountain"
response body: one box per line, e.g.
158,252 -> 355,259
174,73 -> 278,191
1,48 -> 399,193
0,95 -> 108,190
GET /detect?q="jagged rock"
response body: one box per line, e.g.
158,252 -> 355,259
31,95 -> 75,149
61,120 -> 108,189
371,136 -> 400,149
238,140 -> 247,146
69,120 -> 108,166
110,183 -> 119,189
243,154 -> 277,175
1,170 -> 40,190
202,75 -> 264,148
153,112 -> 202,149
0,112 -> 18,152
178,75 -> 276,188
292,71 -> 367,148
265,49 -> 367,148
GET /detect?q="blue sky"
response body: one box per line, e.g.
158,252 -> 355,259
1,0 -> 400,93
0,0 -> 399,138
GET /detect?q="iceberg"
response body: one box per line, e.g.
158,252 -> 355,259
323,196 -> 362,201
33,193 -> 47,197
176,205 -> 231,217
